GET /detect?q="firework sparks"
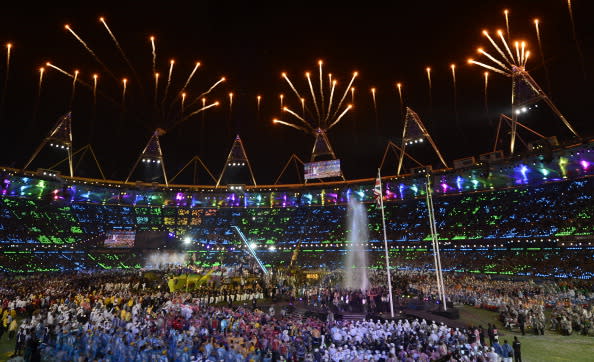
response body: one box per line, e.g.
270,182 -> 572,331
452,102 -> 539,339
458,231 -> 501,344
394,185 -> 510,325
279,62 -> 357,136
504,9 -> 510,39
350,87 -> 355,104
469,24 -> 580,154
50,18 -> 228,138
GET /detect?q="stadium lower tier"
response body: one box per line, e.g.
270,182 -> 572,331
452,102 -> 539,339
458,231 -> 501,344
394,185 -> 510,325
0,249 -> 593,279
0,174 -> 593,275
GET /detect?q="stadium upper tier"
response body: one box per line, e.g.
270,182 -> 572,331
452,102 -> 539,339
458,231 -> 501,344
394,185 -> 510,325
0,139 -> 593,249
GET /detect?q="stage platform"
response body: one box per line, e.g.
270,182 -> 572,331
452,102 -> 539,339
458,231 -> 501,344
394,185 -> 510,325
287,301 -> 466,329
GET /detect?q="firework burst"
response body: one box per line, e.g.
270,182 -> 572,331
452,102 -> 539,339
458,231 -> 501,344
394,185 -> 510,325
273,60 -> 357,161
468,26 -> 580,154
48,17 -> 225,135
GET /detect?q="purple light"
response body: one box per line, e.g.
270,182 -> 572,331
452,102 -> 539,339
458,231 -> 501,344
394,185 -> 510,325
175,192 -> 184,201
580,160 -> 590,170
440,183 -> 449,193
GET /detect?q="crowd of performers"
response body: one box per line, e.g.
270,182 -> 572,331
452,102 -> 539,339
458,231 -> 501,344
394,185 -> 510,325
0,264 -> 592,361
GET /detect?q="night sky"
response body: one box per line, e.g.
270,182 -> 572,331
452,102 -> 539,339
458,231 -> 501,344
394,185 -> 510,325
0,1 -> 593,185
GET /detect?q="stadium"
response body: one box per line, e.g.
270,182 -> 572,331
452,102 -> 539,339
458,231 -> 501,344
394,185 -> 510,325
1,2 -> 594,362
1,133 -> 593,277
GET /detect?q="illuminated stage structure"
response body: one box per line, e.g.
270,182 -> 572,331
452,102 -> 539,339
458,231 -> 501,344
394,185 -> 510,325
396,107 -> 449,176
216,135 -> 257,187
125,128 -> 169,185
23,112 -> 74,177
468,29 -> 580,155
273,60 -> 357,182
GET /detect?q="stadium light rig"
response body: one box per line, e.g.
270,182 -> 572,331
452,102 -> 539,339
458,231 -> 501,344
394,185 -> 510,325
467,27 -> 579,155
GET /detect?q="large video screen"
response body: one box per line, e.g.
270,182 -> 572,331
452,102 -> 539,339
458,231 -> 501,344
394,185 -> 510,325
104,230 -> 136,248
304,159 -> 342,180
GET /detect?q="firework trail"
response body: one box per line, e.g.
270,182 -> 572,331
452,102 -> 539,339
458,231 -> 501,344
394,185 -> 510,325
256,95 -> 261,120
5,43 -> 11,76
161,59 -> 175,106
1,43 -> 12,114
100,17 -> 141,87
179,62 -> 200,95
533,19 -> 552,95
504,9 -> 510,40
318,60 -> 325,116
122,78 -> 128,107
450,64 -> 458,122
33,66 -> 45,122
69,70 -> 79,108
150,36 -> 157,76
65,24 -> 117,82
305,72 -> 321,124
371,87 -> 378,135
153,72 -> 159,105
395,82 -> 404,121
426,67 -> 432,111
566,0 -> 587,80
483,71 -> 489,114
228,92 -> 234,132
92,74 -> 98,106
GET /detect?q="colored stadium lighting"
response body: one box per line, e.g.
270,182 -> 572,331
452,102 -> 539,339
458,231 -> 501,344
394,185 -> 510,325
581,160 -> 590,170
183,237 -> 191,244
456,176 -> 463,190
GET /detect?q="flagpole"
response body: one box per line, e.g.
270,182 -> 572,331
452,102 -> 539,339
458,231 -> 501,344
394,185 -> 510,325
377,168 -> 395,318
